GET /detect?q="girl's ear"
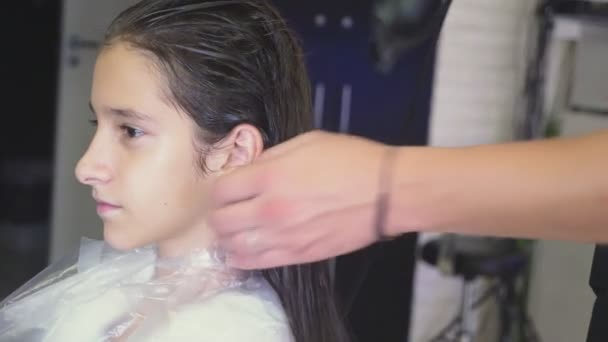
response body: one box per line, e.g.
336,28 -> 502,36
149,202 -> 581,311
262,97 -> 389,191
204,124 -> 264,173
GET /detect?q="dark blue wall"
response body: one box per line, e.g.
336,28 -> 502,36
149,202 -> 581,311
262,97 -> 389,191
277,0 -> 435,146
274,2 -> 438,341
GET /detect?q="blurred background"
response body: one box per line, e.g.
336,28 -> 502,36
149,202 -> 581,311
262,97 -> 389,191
1,0 -> 608,341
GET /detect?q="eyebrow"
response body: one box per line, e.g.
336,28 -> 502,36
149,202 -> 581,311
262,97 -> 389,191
88,101 -> 153,122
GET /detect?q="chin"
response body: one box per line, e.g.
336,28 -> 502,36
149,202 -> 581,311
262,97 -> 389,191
103,224 -> 144,251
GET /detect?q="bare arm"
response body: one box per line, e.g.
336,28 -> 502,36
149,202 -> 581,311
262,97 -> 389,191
389,130 -> 608,243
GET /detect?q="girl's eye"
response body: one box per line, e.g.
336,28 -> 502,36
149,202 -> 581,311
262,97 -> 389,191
122,125 -> 145,139
89,119 -> 98,127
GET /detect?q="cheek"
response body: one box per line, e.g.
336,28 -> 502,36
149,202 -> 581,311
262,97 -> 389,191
122,148 -> 195,207
117,154 -> 209,239
103,129 -> 212,246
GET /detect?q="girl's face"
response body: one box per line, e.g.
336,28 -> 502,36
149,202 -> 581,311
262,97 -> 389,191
76,42 -> 214,256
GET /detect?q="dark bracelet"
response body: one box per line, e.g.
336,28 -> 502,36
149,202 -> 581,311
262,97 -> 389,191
375,147 -> 398,241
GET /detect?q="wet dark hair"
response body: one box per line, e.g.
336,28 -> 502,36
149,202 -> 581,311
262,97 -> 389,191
104,1 -> 350,341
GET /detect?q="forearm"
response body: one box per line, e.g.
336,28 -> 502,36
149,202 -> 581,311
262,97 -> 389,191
388,130 -> 608,243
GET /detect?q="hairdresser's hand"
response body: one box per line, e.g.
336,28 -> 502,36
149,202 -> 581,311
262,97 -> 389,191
208,131 -> 394,269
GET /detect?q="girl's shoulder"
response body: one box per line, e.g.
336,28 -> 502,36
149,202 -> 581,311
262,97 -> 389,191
158,276 -> 295,342
0,239 -> 155,341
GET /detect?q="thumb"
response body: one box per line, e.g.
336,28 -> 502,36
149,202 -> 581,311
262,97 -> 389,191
257,130 -> 325,161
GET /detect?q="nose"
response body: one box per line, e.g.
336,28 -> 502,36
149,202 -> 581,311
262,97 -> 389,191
75,134 -> 113,186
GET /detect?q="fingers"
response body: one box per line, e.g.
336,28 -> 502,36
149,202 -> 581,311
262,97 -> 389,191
227,249 -> 299,270
225,230 -> 339,270
221,220 -> 328,269
217,203 -> 309,259
220,228 -> 273,257
225,228 -> 330,269
224,203 -> 376,270
208,162 -> 266,208
207,197 -> 262,236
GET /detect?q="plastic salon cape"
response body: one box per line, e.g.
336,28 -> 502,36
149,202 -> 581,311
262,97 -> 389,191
0,239 -> 293,341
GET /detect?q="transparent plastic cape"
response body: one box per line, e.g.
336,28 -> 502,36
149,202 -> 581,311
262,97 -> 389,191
0,238 -> 293,342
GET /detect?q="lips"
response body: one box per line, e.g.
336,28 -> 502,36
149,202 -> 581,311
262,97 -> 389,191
96,201 -> 121,213
93,195 -> 122,215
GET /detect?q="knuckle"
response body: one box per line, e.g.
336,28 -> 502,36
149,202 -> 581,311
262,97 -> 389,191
259,198 -> 294,226
232,234 -> 248,252
225,234 -> 249,254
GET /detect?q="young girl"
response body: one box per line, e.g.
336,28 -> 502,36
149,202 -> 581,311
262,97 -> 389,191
0,1 -> 350,341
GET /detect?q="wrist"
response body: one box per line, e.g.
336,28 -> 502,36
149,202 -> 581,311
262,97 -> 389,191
374,146 -> 399,240
383,146 -> 443,237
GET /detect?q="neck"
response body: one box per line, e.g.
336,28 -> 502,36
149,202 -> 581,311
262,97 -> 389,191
156,221 -> 216,259
153,221 -> 242,293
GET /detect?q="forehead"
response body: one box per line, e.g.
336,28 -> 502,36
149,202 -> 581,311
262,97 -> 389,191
90,43 -> 172,116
